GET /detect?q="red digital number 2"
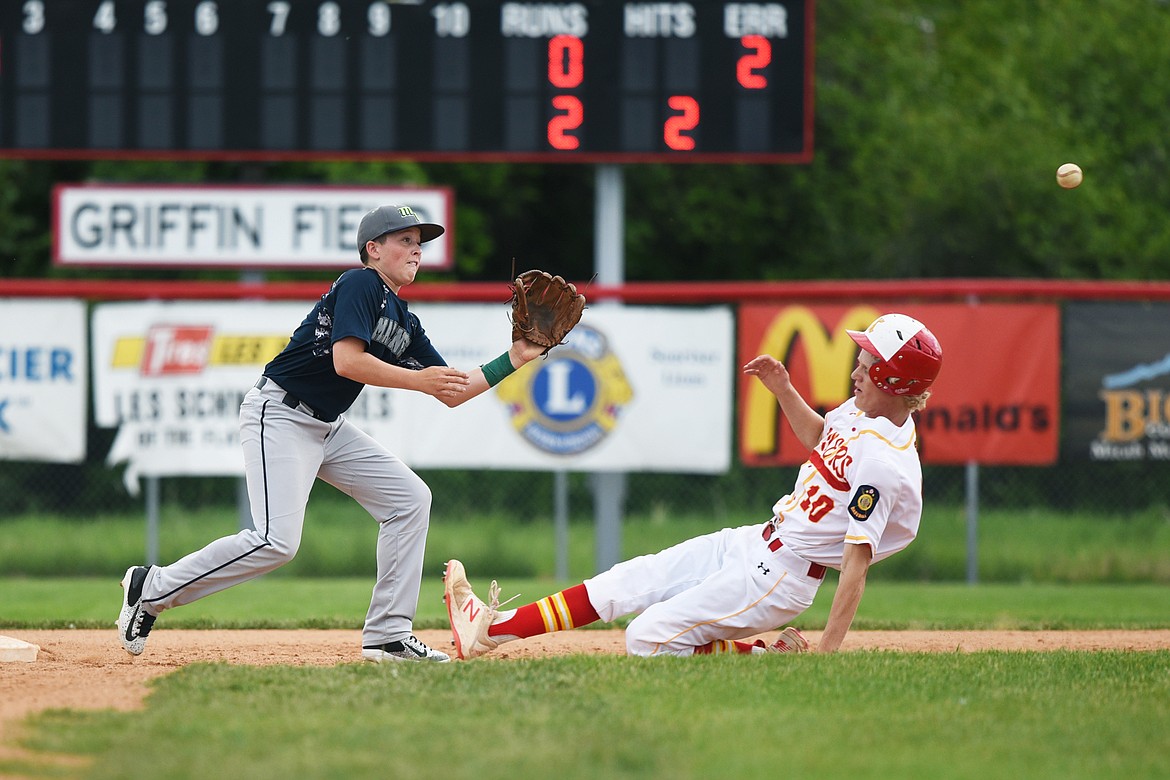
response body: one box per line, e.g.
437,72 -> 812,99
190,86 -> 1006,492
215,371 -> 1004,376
737,34 -> 772,89
664,95 -> 699,150
549,96 -> 583,150
547,35 -> 584,150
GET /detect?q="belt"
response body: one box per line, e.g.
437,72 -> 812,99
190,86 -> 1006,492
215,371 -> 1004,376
762,522 -> 827,580
255,377 -> 328,421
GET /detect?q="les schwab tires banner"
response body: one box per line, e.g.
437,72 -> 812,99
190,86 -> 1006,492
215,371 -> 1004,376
738,303 -> 1061,466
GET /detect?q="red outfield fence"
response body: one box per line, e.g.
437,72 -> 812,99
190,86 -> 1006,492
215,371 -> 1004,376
5,277 -> 1170,302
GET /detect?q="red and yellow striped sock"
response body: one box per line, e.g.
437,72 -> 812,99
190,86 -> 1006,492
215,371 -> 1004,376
693,640 -> 764,655
488,583 -> 600,639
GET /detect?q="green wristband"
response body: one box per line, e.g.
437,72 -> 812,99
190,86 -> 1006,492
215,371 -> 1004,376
481,351 -> 517,388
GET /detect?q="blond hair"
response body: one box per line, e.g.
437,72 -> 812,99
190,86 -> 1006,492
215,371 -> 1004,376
904,390 -> 931,413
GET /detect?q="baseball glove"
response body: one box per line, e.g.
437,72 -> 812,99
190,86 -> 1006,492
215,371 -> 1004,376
510,270 -> 586,354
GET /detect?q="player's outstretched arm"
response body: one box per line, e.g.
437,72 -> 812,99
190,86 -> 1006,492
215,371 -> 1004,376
334,337 -> 471,400
743,355 -> 825,450
441,337 -> 547,408
817,542 -> 873,652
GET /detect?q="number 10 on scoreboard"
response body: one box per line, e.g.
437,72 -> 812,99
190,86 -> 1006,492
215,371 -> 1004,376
545,34 -> 774,152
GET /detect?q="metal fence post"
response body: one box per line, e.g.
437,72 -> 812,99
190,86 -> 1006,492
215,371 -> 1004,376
592,163 -> 627,573
554,470 -> 569,580
145,475 -> 160,566
965,461 -> 979,584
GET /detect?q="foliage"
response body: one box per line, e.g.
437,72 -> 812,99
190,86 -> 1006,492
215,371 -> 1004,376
0,161 -> 55,277
3,2 -> 1169,282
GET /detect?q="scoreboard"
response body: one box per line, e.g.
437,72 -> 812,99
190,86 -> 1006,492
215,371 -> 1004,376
0,1 -> 813,163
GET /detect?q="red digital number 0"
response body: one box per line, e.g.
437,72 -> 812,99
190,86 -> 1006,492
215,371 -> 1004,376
547,36 -> 584,150
737,34 -> 771,89
548,34 -> 584,89
548,95 -> 583,150
664,96 -> 699,151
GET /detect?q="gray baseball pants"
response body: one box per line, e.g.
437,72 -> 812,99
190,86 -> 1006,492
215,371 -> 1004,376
140,379 -> 432,647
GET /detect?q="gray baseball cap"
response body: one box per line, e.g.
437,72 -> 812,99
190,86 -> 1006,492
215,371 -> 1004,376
356,205 -> 445,253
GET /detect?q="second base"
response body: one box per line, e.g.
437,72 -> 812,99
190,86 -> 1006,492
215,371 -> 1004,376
0,635 -> 40,663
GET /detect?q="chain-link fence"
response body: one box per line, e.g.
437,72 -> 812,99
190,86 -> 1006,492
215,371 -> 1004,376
5,410 -> 1168,522
3,455 -> 1166,551
5,283 -> 1170,585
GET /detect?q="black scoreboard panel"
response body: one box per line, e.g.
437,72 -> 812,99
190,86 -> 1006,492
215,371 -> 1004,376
0,1 -> 813,163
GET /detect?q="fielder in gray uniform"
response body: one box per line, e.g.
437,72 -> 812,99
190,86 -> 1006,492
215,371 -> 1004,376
117,204 -> 547,662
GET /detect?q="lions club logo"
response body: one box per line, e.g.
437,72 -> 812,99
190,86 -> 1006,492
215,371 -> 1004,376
496,324 -> 633,455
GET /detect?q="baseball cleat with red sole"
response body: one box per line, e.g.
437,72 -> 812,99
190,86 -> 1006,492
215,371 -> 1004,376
767,626 -> 810,653
443,559 -> 501,660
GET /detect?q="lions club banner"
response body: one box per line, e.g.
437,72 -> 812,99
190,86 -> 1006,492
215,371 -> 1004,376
93,301 -> 733,490
738,303 -> 1060,466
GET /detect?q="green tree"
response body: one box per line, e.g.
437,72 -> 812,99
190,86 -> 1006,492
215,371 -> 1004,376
3,1 -> 1169,283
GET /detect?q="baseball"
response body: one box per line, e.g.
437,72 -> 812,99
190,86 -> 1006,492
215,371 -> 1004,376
1056,163 -> 1083,189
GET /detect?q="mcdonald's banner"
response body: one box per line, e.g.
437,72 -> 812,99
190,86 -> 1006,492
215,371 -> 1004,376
1063,301 -> 1170,461
738,303 -> 1060,466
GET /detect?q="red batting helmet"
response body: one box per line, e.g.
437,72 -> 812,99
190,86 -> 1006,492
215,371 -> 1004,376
847,314 -> 943,396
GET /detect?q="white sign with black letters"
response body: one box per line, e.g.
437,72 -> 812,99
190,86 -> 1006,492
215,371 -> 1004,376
54,184 -> 453,269
0,299 -> 87,463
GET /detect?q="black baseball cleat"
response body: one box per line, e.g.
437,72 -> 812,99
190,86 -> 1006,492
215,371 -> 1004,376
361,635 -> 451,663
117,565 -> 156,656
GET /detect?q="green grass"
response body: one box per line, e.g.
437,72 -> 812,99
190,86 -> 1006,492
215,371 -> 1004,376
3,577 -> 1169,630
886,504 -> 1170,583
10,652 -> 1170,780
5,511 -> 1168,780
2,501 -> 1170,583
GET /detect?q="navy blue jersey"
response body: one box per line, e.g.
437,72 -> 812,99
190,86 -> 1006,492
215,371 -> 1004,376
263,267 -> 446,420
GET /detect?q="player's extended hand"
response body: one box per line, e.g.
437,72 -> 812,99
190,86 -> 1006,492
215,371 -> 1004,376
416,366 -> 472,399
742,355 -> 793,395
510,337 -> 550,364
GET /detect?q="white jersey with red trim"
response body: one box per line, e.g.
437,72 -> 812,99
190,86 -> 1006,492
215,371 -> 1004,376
770,397 -> 922,569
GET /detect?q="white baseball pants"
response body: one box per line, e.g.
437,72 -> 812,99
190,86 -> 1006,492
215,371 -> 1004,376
584,524 -> 824,656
